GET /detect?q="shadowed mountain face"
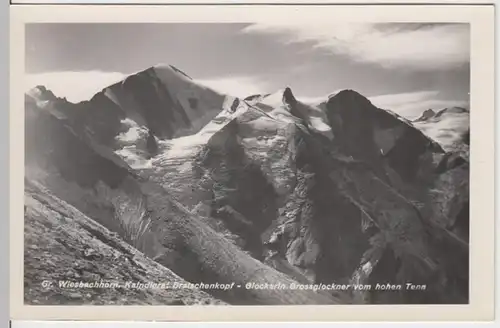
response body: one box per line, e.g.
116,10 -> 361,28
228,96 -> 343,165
324,90 -> 445,183
24,179 -> 226,306
24,65 -> 469,305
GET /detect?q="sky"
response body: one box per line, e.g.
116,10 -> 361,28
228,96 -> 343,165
25,23 -> 470,119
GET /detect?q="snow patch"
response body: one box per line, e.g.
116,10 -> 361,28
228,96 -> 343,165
199,98 -> 249,135
113,118 -> 153,169
37,100 -> 51,109
269,108 -> 297,123
116,118 -> 147,144
160,134 -> 210,158
115,146 -> 153,170
309,116 -> 333,133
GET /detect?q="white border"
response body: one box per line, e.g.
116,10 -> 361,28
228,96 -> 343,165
8,1 -> 497,5
9,4 -> 495,322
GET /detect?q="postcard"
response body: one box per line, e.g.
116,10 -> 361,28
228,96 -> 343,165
9,2 -> 495,322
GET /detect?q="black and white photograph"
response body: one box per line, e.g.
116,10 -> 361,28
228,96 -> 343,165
22,19 -> 473,308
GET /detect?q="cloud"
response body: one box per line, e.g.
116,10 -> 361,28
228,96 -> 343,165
413,113 -> 469,150
242,23 -> 469,71
296,96 -> 329,105
25,71 -> 127,103
368,90 -> 468,119
195,76 -> 270,98
369,90 -> 440,107
296,89 -> 345,106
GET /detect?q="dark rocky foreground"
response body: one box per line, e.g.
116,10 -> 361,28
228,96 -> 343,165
24,180 -> 225,305
24,65 -> 470,305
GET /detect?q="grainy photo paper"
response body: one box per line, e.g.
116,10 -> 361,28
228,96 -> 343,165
9,3 -> 495,322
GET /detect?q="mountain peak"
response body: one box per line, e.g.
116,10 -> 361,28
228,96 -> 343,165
413,106 -> 469,123
151,63 -> 193,80
252,88 -> 296,109
326,89 -> 373,109
414,109 -> 437,122
282,87 -> 297,106
243,94 -> 263,102
333,89 -> 368,99
26,85 -> 58,102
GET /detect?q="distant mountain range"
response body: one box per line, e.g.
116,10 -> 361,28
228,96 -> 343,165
24,64 -> 469,305
412,106 -> 470,153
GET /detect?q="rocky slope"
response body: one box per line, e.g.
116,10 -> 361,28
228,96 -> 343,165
24,65 -> 469,305
24,179 -> 225,306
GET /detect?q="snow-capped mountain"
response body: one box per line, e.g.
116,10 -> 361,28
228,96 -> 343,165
412,106 -> 470,152
24,64 -> 469,306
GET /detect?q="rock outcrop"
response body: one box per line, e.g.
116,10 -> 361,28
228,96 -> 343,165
414,109 -> 437,122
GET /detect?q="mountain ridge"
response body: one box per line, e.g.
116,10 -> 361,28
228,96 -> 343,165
24,63 -> 470,305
